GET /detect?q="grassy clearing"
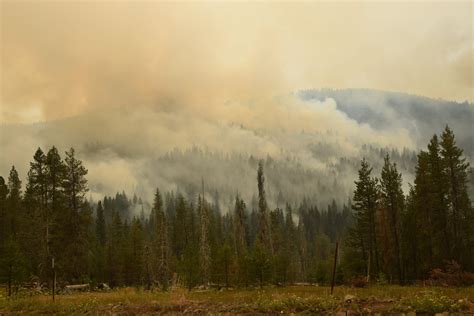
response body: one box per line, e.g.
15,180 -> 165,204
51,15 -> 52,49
1,285 -> 473,315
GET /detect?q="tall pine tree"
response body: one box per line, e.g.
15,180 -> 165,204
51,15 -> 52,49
379,154 -> 404,283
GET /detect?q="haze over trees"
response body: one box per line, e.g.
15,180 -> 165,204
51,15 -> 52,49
2,90 -> 473,214
0,126 -> 472,293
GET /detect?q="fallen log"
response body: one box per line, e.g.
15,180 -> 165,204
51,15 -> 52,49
62,284 -> 90,294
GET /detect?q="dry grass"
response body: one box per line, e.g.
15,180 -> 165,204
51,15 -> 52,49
1,285 -> 473,315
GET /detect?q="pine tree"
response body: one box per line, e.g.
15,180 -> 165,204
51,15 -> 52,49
346,159 -> 379,279
233,196 -> 247,258
6,166 -> 22,238
96,201 -> 106,247
198,194 -> 211,286
198,180 -> 210,286
413,150 -> 436,273
61,147 -> 92,280
93,201 -> 107,282
284,203 -> 298,284
173,194 -> 188,258
1,167 -> 26,296
27,148 -> 48,208
401,186 -> 419,280
107,210 -> 124,287
129,217 -> 144,284
64,148 -> 88,213
46,147 -> 65,212
427,135 -> 451,260
1,237 -> 27,296
380,154 -> 404,283
250,161 -> 274,286
440,126 -> 473,268
152,188 -> 170,290
0,176 -> 8,256
271,207 -> 289,284
23,148 -> 49,277
257,160 -> 274,254
46,146 -> 66,268
233,195 -> 249,285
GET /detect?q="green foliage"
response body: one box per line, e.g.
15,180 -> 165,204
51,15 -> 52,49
1,285 -> 472,314
393,293 -> 466,313
0,237 -> 28,295
95,201 -> 106,247
345,159 -> 379,279
253,294 -> 339,313
179,243 -> 200,290
1,126 -> 471,290
251,240 -> 273,287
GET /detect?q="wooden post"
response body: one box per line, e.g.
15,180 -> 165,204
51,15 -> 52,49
52,257 -> 56,302
330,241 -> 339,295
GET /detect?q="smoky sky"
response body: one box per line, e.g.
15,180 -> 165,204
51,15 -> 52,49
1,1 -> 472,123
0,1 -> 473,206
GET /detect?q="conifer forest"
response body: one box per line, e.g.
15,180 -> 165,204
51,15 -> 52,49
1,126 -> 472,294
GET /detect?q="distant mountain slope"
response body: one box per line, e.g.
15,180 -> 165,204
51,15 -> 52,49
299,89 -> 474,158
1,89 -> 472,208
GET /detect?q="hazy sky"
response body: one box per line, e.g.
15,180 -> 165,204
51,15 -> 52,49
1,1 -> 472,124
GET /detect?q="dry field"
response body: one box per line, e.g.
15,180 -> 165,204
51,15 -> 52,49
1,285 -> 473,315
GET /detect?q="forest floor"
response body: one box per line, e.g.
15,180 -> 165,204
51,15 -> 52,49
1,285 -> 473,315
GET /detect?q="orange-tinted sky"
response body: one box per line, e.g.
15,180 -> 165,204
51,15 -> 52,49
1,1 -> 473,123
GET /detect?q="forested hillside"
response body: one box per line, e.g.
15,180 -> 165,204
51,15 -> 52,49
3,90 -> 474,209
1,126 -> 472,294
299,89 -> 474,158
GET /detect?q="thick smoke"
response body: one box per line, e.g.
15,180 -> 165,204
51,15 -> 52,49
1,2 -> 472,211
1,2 -> 472,122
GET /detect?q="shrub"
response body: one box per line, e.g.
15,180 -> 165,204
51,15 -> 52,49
377,272 -> 388,285
395,294 -> 467,313
429,260 -> 474,286
351,275 -> 368,288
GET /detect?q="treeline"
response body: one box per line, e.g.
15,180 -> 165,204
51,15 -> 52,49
0,149 -> 352,292
0,148 -> 93,294
0,126 -> 472,293
344,126 -> 473,283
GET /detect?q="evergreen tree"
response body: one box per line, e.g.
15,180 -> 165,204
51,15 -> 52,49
64,148 -> 88,213
46,146 -> 66,268
233,195 -> 249,286
93,201 -> 107,282
107,210 -> 125,287
346,159 -> 379,280
413,150 -> 436,274
96,201 -> 106,247
152,188 -> 170,290
1,167 -> 27,295
6,166 -> 22,237
60,147 -> 92,280
440,126 -> 473,268
129,217 -> 144,284
427,135 -> 452,260
198,194 -> 211,286
0,176 -> 8,254
401,186 -> 419,280
252,160 -> 274,285
271,207 -> 289,284
4,134 -> 470,288
379,154 -> 404,283
257,161 -> 274,255
284,204 -> 298,284
1,237 -> 27,296
23,148 -> 49,277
